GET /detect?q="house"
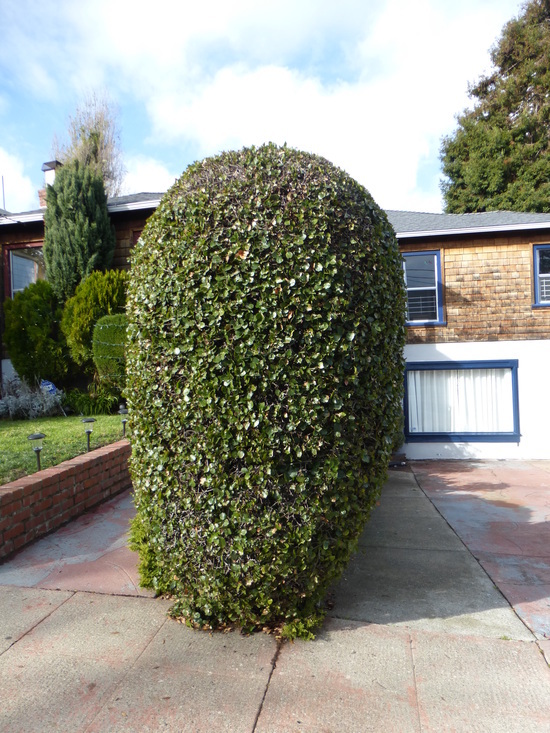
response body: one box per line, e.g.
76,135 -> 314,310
2,166 -> 550,460
387,209 -> 550,460
0,185 -> 161,383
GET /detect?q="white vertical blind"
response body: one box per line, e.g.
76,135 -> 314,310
407,367 -> 514,434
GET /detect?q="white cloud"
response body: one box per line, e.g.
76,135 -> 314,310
121,156 -> 178,196
1,0 -> 526,212
124,0 -> 524,212
0,149 -> 37,213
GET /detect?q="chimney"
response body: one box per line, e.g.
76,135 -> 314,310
38,160 -> 62,208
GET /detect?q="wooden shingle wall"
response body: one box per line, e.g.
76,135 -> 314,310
402,232 -> 550,344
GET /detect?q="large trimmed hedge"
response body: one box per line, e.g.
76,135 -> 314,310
127,143 -> 405,637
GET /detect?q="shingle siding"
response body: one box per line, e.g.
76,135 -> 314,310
403,233 -> 550,344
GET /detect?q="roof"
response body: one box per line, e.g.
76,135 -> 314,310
387,210 -> 550,238
2,193 -> 550,237
0,192 -> 163,226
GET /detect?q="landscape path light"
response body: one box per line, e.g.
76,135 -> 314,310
82,418 -> 96,452
118,405 -> 129,438
28,432 -> 46,471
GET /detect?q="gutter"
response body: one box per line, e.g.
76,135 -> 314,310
0,197 -> 162,226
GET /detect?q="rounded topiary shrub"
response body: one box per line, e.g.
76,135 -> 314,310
61,269 -> 127,369
92,313 -> 127,388
127,143 -> 406,637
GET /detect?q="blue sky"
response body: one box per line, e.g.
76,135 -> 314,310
1,0 -> 523,214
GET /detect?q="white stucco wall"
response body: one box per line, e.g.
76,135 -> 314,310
403,339 -> 550,460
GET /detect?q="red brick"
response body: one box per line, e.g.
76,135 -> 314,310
55,497 -> 75,515
1,499 -> 23,516
12,506 -> 31,523
24,515 -> 46,532
3,523 -> 25,542
0,539 -> 14,559
12,533 -> 32,551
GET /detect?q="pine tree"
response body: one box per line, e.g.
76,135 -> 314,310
441,0 -> 550,213
43,160 -> 116,302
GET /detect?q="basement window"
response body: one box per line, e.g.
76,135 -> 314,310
404,360 -> 520,442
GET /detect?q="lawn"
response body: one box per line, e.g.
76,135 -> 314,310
0,414 -> 126,485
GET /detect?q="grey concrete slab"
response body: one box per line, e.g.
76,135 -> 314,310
411,629 -> 550,732
256,617 -> 420,733
0,586 -> 73,654
359,491 -> 465,551
85,619 -> 277,733
12,592 -> 172,662
331,544 -> 532,639
0,652 -> 126,733
380,467 -> 424,495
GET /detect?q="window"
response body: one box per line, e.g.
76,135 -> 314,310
402,251 -> 444,324
533,245 -> 550,306
4,245 -> 46,298
404,360 -> 520,442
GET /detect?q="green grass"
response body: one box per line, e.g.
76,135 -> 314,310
0,414 -> 126,486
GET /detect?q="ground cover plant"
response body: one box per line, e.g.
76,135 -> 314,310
127,143 -> 406,638
0,414 -> 123,485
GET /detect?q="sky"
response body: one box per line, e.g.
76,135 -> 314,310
0,0 -> 525,215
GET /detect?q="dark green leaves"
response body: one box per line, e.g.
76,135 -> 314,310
127,143 -> 406,638
441,0 -> 550,213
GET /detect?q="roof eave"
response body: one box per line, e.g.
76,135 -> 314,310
396,220 -> 550,238
0,197 -> 162,226
107,198 -> 162,214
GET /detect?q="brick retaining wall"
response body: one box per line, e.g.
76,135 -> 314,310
0,440 -> 132,561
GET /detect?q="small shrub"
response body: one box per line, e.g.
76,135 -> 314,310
0,379 -> 65,420
61,269 -> 127,369
92,313 -> 127,389
3,280 -> 74,385
63,381 -> 120,416
127,143 -> 406,637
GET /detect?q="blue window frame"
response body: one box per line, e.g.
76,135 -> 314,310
404,360 -> 520,443
402,251 -> 444,325
533,245 -> 550,306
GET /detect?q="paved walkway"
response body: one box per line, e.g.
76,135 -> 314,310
0,462 -> 549,732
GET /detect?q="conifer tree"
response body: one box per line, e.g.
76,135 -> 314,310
43,160 -> 116,302
441,0 -> 550,213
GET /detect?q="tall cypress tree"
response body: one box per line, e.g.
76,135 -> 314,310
441,0 -> 550,213
43,160 -> 116,302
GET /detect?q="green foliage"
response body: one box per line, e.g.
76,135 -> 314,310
127,143 -> 406,637
441,0 -> 550,213
63,380 -> 120,416
43,160 -> 116,301
3,280 -> 74,385
61,270 -> 127,369
92,313 -> 127,388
